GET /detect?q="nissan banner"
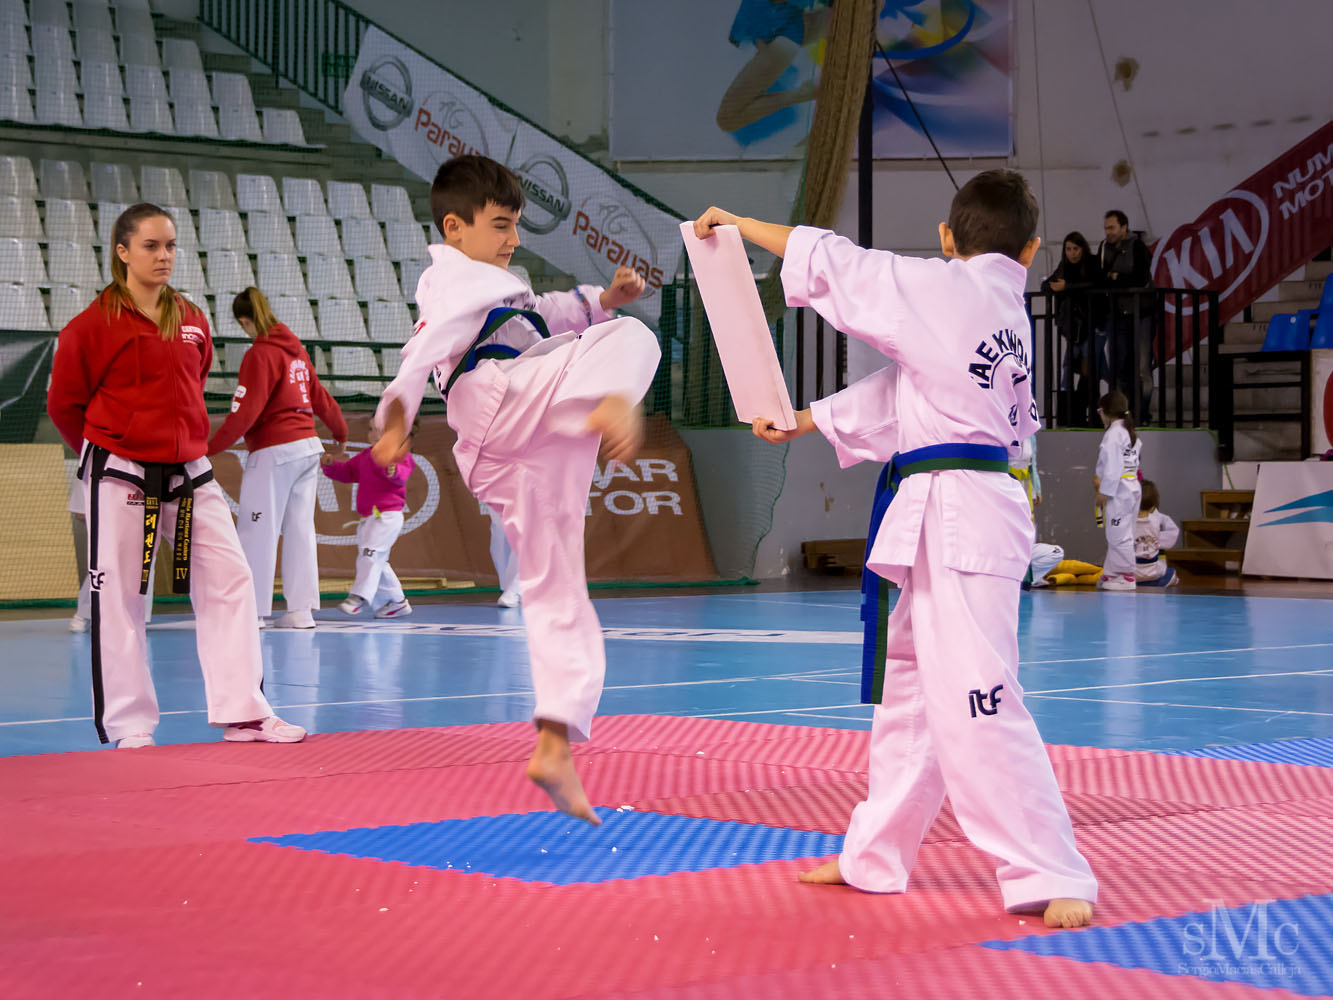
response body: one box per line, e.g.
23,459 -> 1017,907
344,28 -> 683,324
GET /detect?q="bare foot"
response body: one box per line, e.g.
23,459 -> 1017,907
1044,898 -> 1094,928
797,858 -> 846,885
526,722 -> 601,826
586,394 -> 643,463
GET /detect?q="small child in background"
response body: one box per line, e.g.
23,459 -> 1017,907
1134,479 -> 1180,587
1094,390 -> 1142,591
320,424 -> 416,619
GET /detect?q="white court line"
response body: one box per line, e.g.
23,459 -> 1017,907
0,669 -> 846,728
1027,694 -> 1333,718
1022,641 -> 1333,665
786,713 -> 872,723
1028,667 -> 1333,696
787,677 -> 860,686
691,703 -> 865,719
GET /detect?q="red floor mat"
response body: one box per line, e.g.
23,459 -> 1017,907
2,715 -> 1330,999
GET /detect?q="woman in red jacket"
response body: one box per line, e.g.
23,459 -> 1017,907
207,287 -> 347,629
46,203 -> 306,749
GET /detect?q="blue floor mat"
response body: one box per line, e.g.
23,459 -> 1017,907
253,808 -> 845,885
1170,737 -> 1333,768
984,893 -> 1333,997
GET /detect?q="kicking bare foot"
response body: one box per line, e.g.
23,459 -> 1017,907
1044,898 -> 1094,928
797,858 -> 846,885
586,394 -> 643,463
526,722 -> 601,826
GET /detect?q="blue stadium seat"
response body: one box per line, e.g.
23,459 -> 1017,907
1261,314 -> 1307,351
1319,273 -> 1333,312
1311,310 -> 1333,350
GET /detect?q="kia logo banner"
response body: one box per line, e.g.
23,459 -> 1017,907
1151,120 -> 1333,339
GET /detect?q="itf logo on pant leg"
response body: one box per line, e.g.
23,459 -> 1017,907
968,684 -> 1004,718
89,569 -> 106,592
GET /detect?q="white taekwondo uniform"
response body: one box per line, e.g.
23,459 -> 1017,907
1096,419 -> 1142,578
785,225 -> 1097,911
375,245 -> 660,742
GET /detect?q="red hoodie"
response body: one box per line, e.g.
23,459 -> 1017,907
206,322 -> 348,454
47,291 -> 214,463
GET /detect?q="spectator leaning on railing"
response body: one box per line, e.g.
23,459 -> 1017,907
1040,231 -> 1103,425
1099,210 -> 1155,423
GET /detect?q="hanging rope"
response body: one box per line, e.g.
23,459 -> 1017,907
759,0 -> 879,319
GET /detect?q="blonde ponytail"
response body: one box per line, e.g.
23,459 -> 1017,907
231,286 -> 280,337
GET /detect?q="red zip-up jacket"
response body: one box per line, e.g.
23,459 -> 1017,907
206,322 -> 348,454
47,290 -> 214,463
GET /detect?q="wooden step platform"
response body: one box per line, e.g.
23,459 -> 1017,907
1165,546 -> 1245,573
801,539 -> 866,574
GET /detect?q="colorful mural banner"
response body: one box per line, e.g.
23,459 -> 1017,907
343,27 -> 684,323
610,0 -> 1012,161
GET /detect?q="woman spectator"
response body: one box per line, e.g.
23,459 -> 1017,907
207,287 -> 347,629
1041,232 -> 1103,424
47,203 -> 306,748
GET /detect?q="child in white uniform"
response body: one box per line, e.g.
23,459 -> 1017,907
372,155 -> 661,824
1134,479 -> 1180,587
481,501 -> 521,608
699,169 -> 1096,928
1095,390 -> 1142,591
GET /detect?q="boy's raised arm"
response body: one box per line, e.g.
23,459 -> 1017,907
693,207 -> 794,259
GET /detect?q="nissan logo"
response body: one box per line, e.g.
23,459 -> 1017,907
513,154 -> 571,236
360,56 -> 413,131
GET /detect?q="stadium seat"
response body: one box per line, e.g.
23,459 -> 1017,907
1312,310 -> 1333,350
219,104 -> 263,142
171,249 -> 208,293
330,344 -> 380,396
161,38 -> 203,71
0,84 -> 35,124
255,251 -> 306,297
0,237 -> 48,284
282,177 -> 327,216
206,249 -> 255,294
47,241 -> 100,287
370,183 -> 415,222
295,214 -> 342,256
262,108 -> 306,145
40,160 -> 89,200
0,282 -> 50,329
318,298 -> 369,342
306,253 -> 354,299
0,155 -> 37,198
327,180 -> 371,220
236,173 -> 282,214
273,294 -> 318,341
352,257 -> 400,301
384,220 -> 429,262
190,170 -> 236,211
48,283 -> 97,328
198,209 -> 248,252
368,298 -> 412,344
0,197 -> 43,239
128,95 -> 174,134
140,165 -> 188,207
44,199 -> 96,243
35,88 -> 83,127
341,217 -> 387,259
246,211 -> 296,253
400,257 -> 429,303
1260,314 -> 1308,351
90,162 -> 138,204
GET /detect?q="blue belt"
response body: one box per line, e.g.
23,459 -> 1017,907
443,306 -> 550,398
860,442 -> 1011,704
1135,554 -> 1159,564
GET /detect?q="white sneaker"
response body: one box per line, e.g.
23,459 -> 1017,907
374,598 -> 412,619
497,588 -> 521,608
1164,569 -> 1180,588
1098,575 -> 1137,591
277,609 -> 316,629
69,615 -> 88,633
340,596 -> 365,616
117,732 -> 154,748
258,616 -> 271,629
223,715 -> 307,743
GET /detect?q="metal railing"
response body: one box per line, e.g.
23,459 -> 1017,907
1025,287 -> 1221,431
